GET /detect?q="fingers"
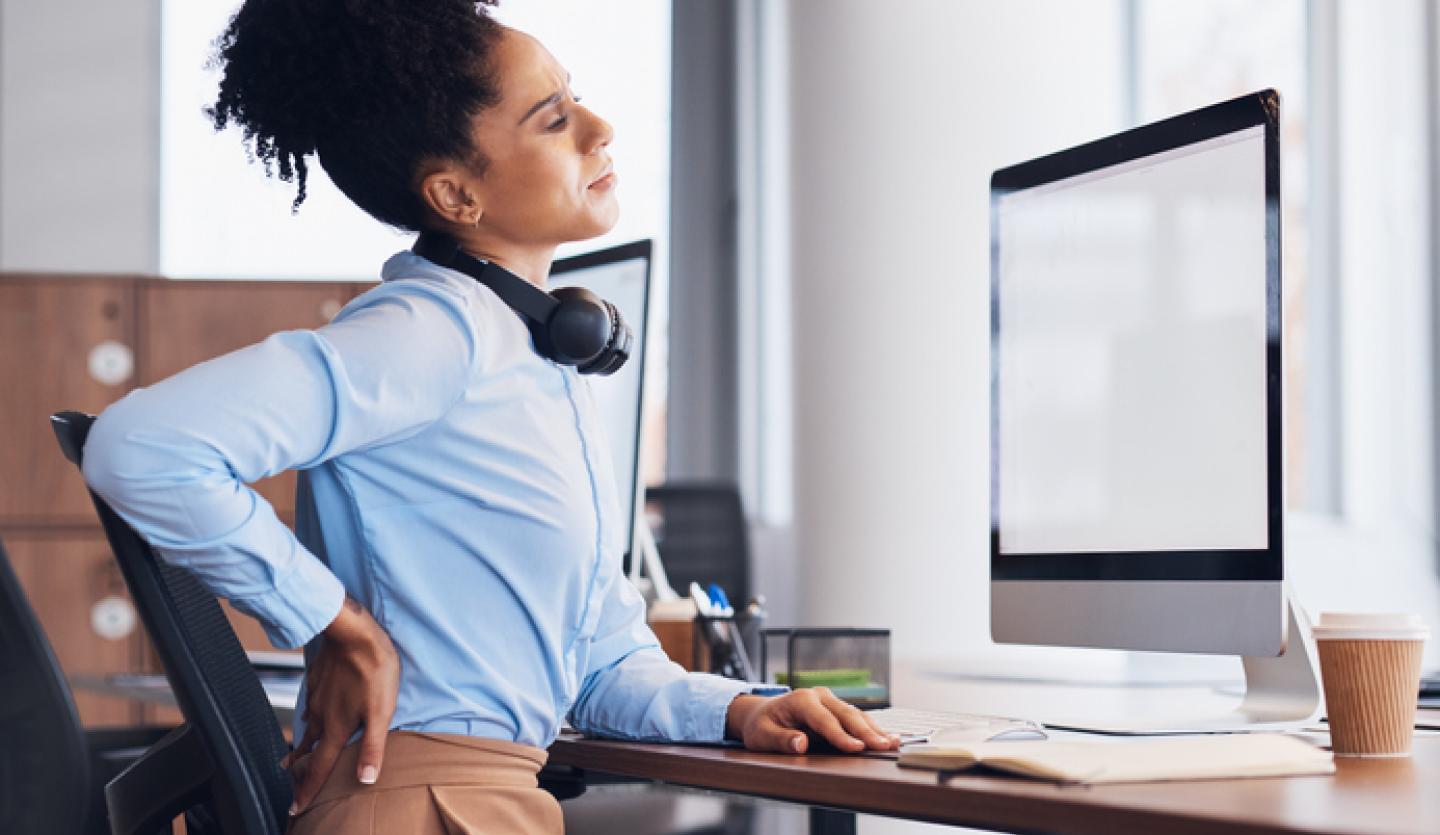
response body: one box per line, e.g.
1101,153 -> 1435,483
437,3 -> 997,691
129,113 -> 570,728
291,733 -> 344,815
744,689 -> 902,756
284,720 -> 323,770
791,689 -> 865,753
749,709 -> 811,754
817,690 -> 900,751
356,721 -> 388,785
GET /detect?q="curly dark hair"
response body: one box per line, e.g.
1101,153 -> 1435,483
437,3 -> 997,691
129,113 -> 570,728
207,0 -> 503,231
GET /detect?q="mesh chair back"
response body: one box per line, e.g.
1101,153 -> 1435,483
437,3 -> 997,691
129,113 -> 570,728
52,411 -> 291,835
0,536 -> 93,835
644,483 -> 750,604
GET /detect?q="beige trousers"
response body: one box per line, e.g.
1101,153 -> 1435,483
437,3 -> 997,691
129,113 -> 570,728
286,731 -> 563,835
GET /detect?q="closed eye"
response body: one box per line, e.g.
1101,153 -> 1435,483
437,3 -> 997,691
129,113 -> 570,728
548,89 -> 583,131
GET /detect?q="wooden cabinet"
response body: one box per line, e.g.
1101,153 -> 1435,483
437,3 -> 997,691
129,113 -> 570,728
0,277 -> 138,526
6,532 -> 147,726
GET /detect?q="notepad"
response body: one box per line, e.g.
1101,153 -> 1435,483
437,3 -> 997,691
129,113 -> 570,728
898,734 -> 1335,784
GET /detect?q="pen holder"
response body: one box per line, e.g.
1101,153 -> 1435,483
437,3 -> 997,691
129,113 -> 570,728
693,610 -> 764,682
761,628 -> 891,708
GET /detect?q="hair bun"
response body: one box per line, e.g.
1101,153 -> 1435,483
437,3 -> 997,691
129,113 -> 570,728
208,0 -> 501,225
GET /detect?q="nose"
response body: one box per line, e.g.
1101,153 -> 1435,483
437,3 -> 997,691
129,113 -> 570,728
581,106 -> 613,154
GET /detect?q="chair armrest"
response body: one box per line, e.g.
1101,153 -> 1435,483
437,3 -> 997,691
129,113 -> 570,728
104,724 -> 213,835
79,726 -> 178,835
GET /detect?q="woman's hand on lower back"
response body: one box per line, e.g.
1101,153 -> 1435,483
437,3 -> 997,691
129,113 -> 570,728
726,688 -> 901,754
282,595 -> 400,815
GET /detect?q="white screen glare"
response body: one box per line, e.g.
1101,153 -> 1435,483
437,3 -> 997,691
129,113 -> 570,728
997,126 -> 1269,555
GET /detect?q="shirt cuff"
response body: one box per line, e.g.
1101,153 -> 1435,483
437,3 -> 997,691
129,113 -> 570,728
228,551 -> 347,650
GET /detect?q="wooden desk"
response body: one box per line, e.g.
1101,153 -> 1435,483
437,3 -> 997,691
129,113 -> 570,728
548,734 -> 1440,835
76,667 -> 1440,834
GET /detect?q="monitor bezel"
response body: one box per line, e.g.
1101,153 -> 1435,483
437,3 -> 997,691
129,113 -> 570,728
989,89 -> 1282,583
551,239 -> 653,569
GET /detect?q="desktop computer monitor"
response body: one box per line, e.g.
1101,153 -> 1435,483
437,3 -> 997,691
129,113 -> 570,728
989,91 -> 1315,730
549,240 -> 653,572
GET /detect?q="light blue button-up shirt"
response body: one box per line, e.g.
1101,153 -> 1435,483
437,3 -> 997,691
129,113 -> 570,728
81,251 -> 753,748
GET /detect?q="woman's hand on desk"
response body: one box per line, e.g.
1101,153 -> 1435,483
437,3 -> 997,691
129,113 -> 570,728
726,687 -> 901,754
282,595 -> 400,815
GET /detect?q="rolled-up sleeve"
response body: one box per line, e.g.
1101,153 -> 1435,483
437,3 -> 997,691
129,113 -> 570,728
566,566 -> 753,743
81,281 -> 476,649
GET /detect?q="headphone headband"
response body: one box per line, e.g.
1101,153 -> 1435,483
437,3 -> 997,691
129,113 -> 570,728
410,232 -> 632,375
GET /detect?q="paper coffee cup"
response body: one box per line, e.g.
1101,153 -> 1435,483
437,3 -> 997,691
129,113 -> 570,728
1313,613 -> 1428,757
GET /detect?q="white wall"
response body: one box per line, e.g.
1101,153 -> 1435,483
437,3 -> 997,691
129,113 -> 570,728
785,0 -> 1128,661
0,0 -> 161,273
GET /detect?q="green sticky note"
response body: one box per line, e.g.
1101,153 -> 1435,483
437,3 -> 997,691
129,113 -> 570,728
774,668 -> 872,689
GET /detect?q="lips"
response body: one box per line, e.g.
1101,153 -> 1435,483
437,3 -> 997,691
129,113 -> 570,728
588,164 -> 616,189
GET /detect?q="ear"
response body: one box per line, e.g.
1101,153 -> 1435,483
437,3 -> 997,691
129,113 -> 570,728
419,165 -> 486,227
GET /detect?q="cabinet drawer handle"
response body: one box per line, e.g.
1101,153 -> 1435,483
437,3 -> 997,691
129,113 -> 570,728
91,595 -> 137,640
88,340 -> 134,386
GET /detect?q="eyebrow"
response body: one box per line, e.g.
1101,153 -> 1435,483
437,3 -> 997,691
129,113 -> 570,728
519,91 -> 563,126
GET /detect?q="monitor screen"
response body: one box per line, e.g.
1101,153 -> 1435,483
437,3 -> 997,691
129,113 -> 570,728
996,127 -> 1268,555
991,90 -> 1280,581
549,241 -> 652,563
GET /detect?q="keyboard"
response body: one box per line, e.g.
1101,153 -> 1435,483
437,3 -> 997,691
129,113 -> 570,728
866,707 -> 1047,744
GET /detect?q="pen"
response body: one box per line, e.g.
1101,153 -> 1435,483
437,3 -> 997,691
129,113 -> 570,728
707,583 -> 734,617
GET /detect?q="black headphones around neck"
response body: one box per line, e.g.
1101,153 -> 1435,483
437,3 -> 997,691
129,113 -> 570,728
411,232 -> 632,375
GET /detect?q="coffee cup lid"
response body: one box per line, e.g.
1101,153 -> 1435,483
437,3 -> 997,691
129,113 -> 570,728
1312,612 -> 1430,640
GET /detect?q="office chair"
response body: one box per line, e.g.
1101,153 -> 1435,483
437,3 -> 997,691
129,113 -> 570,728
643,483 -> 751,606
53,411 -> 293,835
51,411 -> 586,835
0,535 -> 172,835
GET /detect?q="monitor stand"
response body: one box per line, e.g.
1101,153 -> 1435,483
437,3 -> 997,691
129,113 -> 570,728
1044,597 -> 1323,735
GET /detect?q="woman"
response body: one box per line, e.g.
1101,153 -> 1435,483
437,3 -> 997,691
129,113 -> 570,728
82,1 -> 898,832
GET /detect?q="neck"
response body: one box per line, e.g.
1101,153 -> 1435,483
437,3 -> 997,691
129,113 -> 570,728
447,229 -> 554,290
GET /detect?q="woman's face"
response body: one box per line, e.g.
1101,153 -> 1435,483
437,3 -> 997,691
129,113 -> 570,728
442,28 -> 618,248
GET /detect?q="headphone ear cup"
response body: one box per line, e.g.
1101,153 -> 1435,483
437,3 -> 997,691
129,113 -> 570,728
587,299 -> 632,375
547,286 -> 615,366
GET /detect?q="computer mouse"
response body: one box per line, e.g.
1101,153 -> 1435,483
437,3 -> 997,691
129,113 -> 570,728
927,722 -> 1048,746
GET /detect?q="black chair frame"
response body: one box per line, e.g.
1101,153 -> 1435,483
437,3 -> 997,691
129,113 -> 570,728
53,411 -> 291,835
